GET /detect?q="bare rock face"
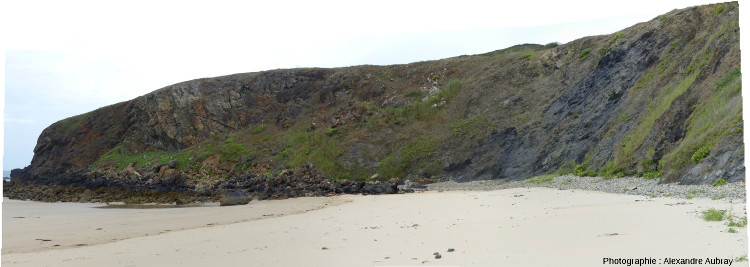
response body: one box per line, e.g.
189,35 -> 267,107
16,2 -> 744,200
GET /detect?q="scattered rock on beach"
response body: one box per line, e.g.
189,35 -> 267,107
219,191 -> 251,206
598,233 -> 620,237
425,175 -> 746,201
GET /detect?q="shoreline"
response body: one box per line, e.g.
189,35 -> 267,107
3,174 -> 747,204
426,175 -> 747,201
2,196 -> 352,254
3,184 -> 748,266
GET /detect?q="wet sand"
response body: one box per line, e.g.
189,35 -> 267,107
2,188 -> 748,266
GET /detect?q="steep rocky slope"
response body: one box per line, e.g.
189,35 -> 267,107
11,2 -> 743,198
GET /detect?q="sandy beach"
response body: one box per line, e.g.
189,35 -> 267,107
3,188 -> 748,266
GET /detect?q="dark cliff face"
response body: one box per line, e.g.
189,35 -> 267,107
30,101 -> 134,181
24,2 -> 743,188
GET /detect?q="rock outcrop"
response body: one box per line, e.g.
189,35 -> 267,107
8,2 -> 744,202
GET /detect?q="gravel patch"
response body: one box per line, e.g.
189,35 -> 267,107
424,175 -> 746,201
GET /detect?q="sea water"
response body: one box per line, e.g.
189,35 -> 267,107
3,170 -> 11,182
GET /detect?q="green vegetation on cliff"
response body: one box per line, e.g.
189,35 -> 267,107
29,2 -> 743,187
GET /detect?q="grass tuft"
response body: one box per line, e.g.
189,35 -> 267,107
555,161 -> 577,175
451,115 -> 495,139
525,174 -> 555,184
579,48 -> 591,60
219,143 -> 253,163
573,163 -> 598,177
641,170 -> 660,179
728,218 -> 748,227
252,124 -> 267,134
609,32 -> 624,46
702,209 -> 726,221
691,145 -> 710,163
716,67 -> 741,89
712,178 -> 728,187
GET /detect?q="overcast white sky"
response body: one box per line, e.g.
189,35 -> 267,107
1,0 -> 744,170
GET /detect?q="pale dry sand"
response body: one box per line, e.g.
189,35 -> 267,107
2,188 -> 748,266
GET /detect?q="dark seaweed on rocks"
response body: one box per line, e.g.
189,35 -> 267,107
4,165 -> 398,203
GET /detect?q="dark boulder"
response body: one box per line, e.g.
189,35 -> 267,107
219,191 -> 252,206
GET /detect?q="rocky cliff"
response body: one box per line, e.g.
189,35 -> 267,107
13,2 -> 744,197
